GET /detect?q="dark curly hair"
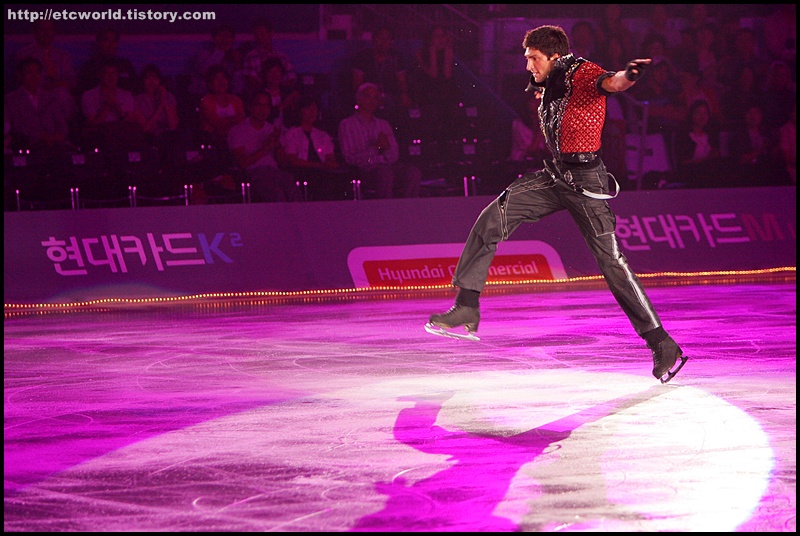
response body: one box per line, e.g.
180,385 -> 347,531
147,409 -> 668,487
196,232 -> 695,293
522,25 -> 570,57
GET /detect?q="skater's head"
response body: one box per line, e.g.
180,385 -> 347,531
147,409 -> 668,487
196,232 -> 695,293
523,25 -> 569,84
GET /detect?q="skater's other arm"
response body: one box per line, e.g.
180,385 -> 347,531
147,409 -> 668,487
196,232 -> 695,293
600,58 -> 651,93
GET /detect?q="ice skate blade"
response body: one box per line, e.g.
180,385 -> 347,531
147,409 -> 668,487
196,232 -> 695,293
660,355 -> 689,384
424,323 -> 480,341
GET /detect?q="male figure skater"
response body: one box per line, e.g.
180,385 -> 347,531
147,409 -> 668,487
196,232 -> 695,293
426,25 -> 687,383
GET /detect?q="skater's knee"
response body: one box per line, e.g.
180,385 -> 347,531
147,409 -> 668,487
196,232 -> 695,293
474,206 -> 504,239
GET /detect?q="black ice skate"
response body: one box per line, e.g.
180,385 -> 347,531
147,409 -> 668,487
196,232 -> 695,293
649,335 -> 688,384
425,304 -> 481,341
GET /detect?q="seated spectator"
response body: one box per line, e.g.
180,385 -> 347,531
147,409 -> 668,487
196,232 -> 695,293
595,4 -> 634,62
630,58 -> 685,136
238,17 -> 296,100
595,32 -> 626,74
134,64 -> 179,140
676,66 -> 722,125
763,4 -> 796,67
713,13 -> 743,63
198,65 -> 245,146
716,28 -> 767,90
337,83 -> 421,199
508,92 -> 548,167
603,95 -> 629,187
412,25 -> 462,149
640,33 -> 670,65
77,27 -> 138,94
133,63 -> 185,178
727,102 -> 790,186
759,60 -> 796,130
636,4 -> 682,51
694,23 -> 720,88
187,25 -> 243,104
227,91 -> 300,202
260,57 -> 301,131
777,102 -> 795,185
351,26 -> 412,125
672,100 -> 725,188
282,94 -> 353,201
80,59 -> 144,150
718,65 -> 759,130
5,56 -> 73,208
570,20 -> 598,60
670,28 -> 700,76
4,103 -> 11,155
13,19 -> 77,123
685,3 -> 713,34
5,57 -> 70,150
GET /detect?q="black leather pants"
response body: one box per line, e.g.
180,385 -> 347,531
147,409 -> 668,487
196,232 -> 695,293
451,160 -> 662,337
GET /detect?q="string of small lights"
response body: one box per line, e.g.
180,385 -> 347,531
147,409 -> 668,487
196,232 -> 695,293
4,267 -> 794,314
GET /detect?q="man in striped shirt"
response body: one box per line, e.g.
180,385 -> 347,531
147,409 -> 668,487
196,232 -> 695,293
337,83 -> 421,199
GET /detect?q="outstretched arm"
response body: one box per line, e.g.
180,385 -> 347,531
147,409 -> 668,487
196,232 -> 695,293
601,58 -> 651,93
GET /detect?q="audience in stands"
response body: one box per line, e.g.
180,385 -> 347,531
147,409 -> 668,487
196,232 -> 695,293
13,19 -> 78,122
672,99 -> 725,188
198,65 -> 245,146
338,83 -> 420,199
727,102 -> 791,186
693,23 -> 720,88
77,27 -> 138,94
227,91 -> 300,202
3,5 -> 796,208
595,4 -> 634,62
676,65 -> 723,125
569,20 -> 599,60
350,26 -> 412,126
5,57 -> 71,151
716,28 -> 768,90
79,59 -> 144,151
718,65 -> 759,130
637,4 -> 683,51
411,25 -> 462,156
238,17 -> 297,100
762,4 -> 796,70
759,60 -> 796,130
281,94 -> 353,201
134,64 -> 180,150
187,25 -> 243,105
630,58 -> 685,136
595,31 -> 627,73
777,102 -> 796,185
260,57 -> 302,131
508,92 -> 548,169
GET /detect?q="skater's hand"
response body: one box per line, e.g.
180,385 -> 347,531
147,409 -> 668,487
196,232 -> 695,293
624,59 -> 651,81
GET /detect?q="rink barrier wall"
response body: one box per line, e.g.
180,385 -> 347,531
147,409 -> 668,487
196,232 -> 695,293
3,187 -> 796,304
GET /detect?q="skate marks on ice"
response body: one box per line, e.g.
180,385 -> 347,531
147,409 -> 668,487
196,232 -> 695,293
4,366 -> 777,532
4,282 -> 795,531
346,372 -> 774,532
351,384 -> 669,532
424,322 -> 480,341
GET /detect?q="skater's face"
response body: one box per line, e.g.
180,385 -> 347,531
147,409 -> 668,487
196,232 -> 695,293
525,47 -> 558,84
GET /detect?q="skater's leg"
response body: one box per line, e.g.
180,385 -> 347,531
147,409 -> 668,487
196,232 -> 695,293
565,194 -> 661,335
563,187 -> 687,381
451,171 -> 562,292
429,171 -> 561,336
